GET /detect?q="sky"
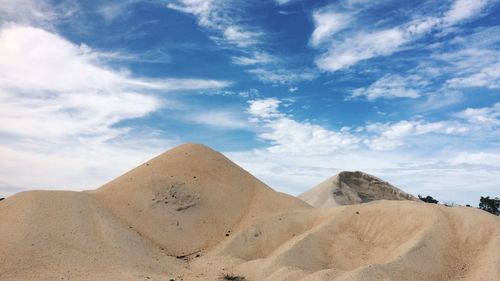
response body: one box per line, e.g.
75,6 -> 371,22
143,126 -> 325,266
0,0 -> 499,206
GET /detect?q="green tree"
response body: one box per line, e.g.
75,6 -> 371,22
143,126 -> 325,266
479,196 -> 500,215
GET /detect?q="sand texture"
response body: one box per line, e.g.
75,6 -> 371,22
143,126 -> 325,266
0,144 -> 498,281
299,171 -> 420,208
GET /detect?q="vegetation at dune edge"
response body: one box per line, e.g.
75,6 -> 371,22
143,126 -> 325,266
222,274 -> 247,281
418,195 -> 439,204
417,194 -> 499,216
479,196 -> 500,215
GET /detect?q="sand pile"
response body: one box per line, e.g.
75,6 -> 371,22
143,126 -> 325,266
93,143 -> 309,257
0,144 -> 498,281
299,171 -> 419,208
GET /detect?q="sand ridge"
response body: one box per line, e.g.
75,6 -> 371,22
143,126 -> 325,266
0,143 -> 498,281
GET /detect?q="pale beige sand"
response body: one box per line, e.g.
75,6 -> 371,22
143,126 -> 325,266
299,171 -> 419,208
0,144 -> 498,281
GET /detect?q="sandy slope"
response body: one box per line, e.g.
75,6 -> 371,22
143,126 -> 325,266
299,171 -> 419,208
0,144 -> 498,281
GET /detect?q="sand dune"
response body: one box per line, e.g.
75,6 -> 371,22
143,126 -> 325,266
0,144 -> 498,281
299,171 -> 419,208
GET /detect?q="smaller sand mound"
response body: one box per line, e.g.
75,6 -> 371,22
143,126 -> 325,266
299,171 -> 419,208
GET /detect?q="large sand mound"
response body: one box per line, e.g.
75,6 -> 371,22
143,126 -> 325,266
93,143 -> 309,257
299,171 -> 419,208
1,144 -> 498,281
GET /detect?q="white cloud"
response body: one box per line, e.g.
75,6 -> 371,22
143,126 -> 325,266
456,103 -> 500,126
414,91 -> 464,112
97,0 -> 140,22
0,25 -> 228,138
228,146 -> 500,206
444,0 -> 490,25
350,74 -> 421,100
247,98 -> 359,155
448,152 -> 500,168
247,67 -> 318,85
310,9 -> 352,47
275,0 -> 296,5
447,61 -> 500,89
234,101 -> 500,204
167,0 -> 218,28
231,52 -> 275,65
364,120 -> 468,151
313,0 -> 494,72
0,25 -> 151,139
375,30 -> 500,106
167,0 -> 318,86
247,98 -> 282,119
448,152 -> 500,167
0,0 -> 79,27
167,0 -> 290,84
0,24 -> 228,194
0,25 -> 229,95
167,0 -> 262,48
0,135 -> 174,193
183,110 -> 249,129
316,28 -> 408,71
222,25 -> 262,47
432,48 -> 500,90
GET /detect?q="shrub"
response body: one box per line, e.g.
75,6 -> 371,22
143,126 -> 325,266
418,195 -> 439,204
479,196 -> 500,215
222,274 -> 247,281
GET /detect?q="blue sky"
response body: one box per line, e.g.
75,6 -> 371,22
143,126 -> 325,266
0,0 -> 499,205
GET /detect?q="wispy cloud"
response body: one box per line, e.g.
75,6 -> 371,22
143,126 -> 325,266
444,0 -> 490,25
310,7 -> 353,47
312,0 -> 495,72
246,97 -> 499,155
183,110 -> 249,129
455,102 -> 500,126
363,120 -> 468,151
222,25 -> 262,47
448,151 -> 500,167
167,0 -> 318,86
0,0 -> 80,28
96,0 -> 141,22
274,0 -> 298,6
316,27 -> 410,72
363,103 -> 500,151
247,68 -> 318,85
350,74 -> 422,100
247,98 -> 359,155
231,51 -> 275,66
167,0 -> 262,48
442,48 -> 500,89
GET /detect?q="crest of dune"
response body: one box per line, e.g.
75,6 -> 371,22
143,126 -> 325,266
0,143 -> 498,281
299,171 -> 419,208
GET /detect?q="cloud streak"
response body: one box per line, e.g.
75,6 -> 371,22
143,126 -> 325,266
312,0 -> 494,72
167,0 -> 262,48
350,74 -> 422,100
247,98 -> 359,155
